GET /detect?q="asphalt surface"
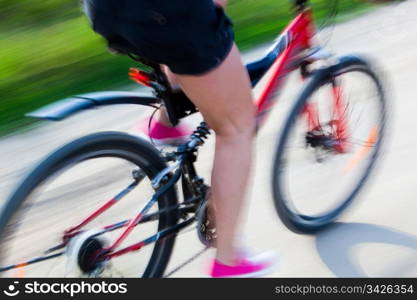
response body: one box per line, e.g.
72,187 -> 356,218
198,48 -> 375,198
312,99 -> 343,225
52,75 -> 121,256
1,0 -> 417,277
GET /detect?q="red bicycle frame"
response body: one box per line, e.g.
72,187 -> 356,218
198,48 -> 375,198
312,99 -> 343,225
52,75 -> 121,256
252,9 -> 349,153
255,10 -> 314,127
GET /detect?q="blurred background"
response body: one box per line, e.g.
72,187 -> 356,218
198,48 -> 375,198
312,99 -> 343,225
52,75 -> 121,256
1,0 -> 380,136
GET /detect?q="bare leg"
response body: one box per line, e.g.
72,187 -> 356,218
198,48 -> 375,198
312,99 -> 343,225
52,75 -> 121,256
174,44 -> 255,264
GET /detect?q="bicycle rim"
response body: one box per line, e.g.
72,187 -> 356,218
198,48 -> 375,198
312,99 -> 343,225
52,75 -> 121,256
274,63 -> 386,229
0,133 -> 178,277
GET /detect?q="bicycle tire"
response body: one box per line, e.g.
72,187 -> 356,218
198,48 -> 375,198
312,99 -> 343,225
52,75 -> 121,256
272,55 -> 387,233
0,132 -> 179,277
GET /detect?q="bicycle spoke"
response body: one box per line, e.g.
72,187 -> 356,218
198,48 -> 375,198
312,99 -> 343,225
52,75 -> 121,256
343,125 -> 379,174
65,179 -> 141,237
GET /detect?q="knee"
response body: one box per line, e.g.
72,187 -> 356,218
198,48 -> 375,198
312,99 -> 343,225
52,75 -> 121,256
210,110 -> 256,140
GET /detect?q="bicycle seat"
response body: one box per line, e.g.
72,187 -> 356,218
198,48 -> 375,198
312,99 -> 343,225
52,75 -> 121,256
99,35 -> 199,126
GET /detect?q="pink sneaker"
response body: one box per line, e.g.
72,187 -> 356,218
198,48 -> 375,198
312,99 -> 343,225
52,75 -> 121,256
209,249 -> 278,278
133,117 -> 192,146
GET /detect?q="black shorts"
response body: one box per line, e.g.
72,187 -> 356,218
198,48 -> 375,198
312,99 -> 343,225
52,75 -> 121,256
84,0 -> 235,75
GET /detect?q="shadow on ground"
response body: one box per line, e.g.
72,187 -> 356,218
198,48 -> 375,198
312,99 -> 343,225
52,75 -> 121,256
315,222 -> 417,277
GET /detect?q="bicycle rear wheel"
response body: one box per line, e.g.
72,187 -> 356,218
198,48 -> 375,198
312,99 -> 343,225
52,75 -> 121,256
272,56 -> 387,233
0,132 -> 179,277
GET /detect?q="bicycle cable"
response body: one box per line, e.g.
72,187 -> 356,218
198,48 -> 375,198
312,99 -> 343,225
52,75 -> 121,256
147,105 -> 163,148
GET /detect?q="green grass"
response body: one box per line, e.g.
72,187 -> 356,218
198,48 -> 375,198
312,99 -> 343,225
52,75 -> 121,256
0,1 -> 379,136
228,0 -> 376,49
0,17 -> 133,134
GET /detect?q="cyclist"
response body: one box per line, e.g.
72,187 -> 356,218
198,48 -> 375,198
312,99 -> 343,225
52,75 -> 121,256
83,0 -> 277,277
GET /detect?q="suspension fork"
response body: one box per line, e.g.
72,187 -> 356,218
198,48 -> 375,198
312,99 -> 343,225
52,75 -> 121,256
299,64 -> 320,131
299,62 -> 350,153
302,102 -> 320,131
331,79 -> 350,153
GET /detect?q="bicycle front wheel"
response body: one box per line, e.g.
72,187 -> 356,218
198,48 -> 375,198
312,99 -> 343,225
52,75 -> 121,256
0,132 -> 179,277
272,56 -> 387,233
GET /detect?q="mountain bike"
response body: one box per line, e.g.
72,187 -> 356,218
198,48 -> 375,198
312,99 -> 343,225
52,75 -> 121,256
0,0 -> 386,277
